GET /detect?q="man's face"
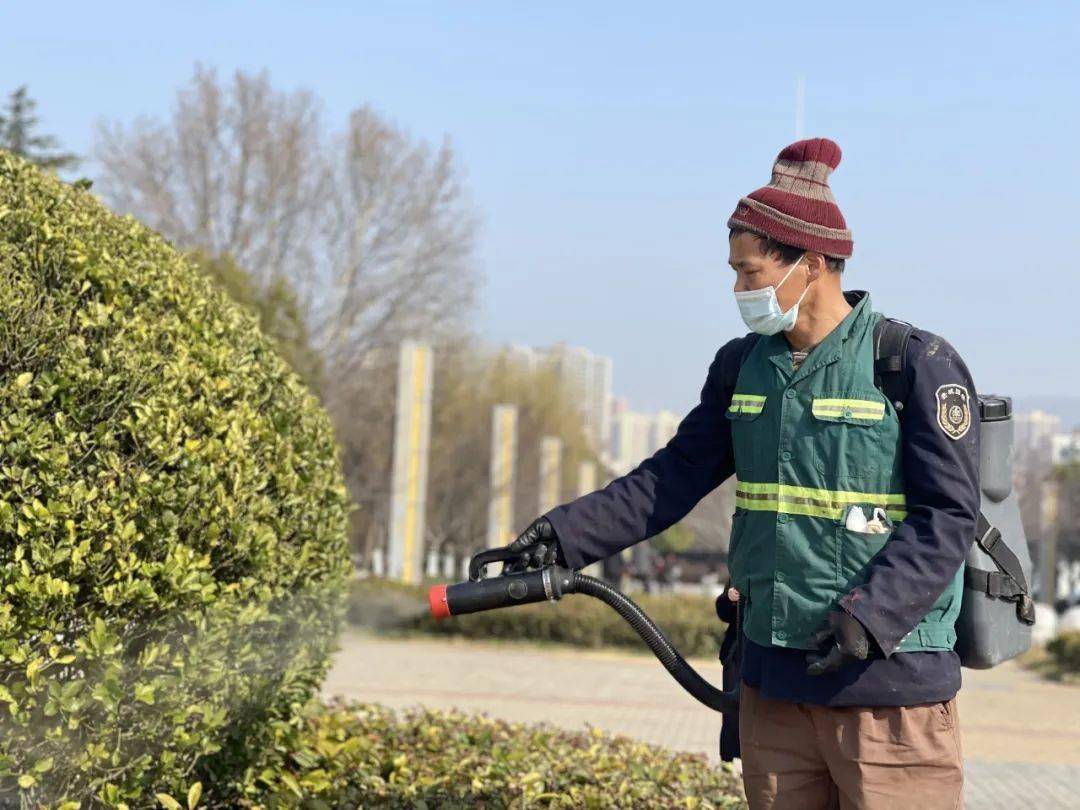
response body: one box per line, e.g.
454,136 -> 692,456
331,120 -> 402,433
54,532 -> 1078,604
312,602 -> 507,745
727,231 -> 806,312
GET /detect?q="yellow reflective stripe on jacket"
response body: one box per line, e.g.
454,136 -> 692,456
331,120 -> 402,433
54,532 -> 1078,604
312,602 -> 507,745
735,481 -> 907,521
811,398 -> 885,421
728,393 -> 766,415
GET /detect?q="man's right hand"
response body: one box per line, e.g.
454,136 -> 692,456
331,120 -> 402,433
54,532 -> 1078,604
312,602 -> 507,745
500,517 -> 567,575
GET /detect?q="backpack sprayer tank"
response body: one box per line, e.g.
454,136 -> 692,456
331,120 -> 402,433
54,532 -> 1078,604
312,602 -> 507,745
955,395 -> 1035,668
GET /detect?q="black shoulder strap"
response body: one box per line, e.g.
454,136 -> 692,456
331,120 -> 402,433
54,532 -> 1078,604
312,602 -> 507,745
974,514 -> 1029,591
964,513 -> 1036,624
873,316 -> 914,413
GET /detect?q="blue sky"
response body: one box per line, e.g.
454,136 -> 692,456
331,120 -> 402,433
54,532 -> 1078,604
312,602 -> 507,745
3,1 -> 1078,416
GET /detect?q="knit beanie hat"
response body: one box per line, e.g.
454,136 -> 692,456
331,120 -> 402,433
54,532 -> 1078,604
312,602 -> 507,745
727,137 -> 853,259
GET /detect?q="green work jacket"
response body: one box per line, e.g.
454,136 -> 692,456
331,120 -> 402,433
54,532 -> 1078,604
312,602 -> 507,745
726,292 -> 963,653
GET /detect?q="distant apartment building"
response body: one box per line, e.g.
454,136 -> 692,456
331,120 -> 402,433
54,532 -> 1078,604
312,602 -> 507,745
610,398 -> 651,473
497,342 -> 685,472
609,399 -> 681,474
1015,409 -> 1062,478
1051,431 -> 1080,466
651,409 -> 680,451
546,343 -> 613,457
503,342 -> 613,457
502,344 -> 542,374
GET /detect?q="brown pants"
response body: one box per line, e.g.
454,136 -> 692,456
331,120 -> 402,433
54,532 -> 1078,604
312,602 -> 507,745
738,684 -> 964,810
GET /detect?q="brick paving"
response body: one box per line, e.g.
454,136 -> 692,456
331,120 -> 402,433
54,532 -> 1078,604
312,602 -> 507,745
324,629 -> 1080,808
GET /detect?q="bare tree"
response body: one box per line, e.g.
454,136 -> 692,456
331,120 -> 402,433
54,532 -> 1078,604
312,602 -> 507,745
312,111 -> 479,557
95,66 -> 326,291
328,345 -> 399,561
94,66 -> 481,559
313,107 -> 478,377
94,66 -> 478,366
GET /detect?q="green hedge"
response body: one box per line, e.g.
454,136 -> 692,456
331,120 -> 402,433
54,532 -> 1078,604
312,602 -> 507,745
229,700 -> 746,809
1046,630 -> 1080,674
0,151 -> 351,806
348,577 -> 727,659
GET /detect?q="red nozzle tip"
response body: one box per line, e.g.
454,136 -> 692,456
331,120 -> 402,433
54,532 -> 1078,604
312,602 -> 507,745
428,584 -> 451,619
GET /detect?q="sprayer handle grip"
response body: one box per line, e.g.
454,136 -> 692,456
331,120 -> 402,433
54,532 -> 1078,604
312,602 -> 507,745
467,546 -> 525,581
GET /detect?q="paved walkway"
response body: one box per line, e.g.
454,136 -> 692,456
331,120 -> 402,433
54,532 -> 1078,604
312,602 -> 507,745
324,629 -> 1080,808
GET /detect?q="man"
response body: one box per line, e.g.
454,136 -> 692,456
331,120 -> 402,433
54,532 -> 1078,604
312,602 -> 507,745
502,138 -> 978,809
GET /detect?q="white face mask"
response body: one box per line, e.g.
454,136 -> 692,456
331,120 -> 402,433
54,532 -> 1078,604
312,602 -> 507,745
733,252 -> 808,335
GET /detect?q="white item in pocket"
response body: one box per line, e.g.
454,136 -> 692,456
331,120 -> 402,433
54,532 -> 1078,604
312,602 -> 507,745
844,504 -> 868,532
863,507 -> 890,534
844,505 -> 890,534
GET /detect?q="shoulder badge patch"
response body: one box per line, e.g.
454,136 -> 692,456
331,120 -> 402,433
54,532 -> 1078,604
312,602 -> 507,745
936,384 -> 971,440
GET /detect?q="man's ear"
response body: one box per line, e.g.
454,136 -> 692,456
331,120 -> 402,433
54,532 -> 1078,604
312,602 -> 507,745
804,251 -> 827,282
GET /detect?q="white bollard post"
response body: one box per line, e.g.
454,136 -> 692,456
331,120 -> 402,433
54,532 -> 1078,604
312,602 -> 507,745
442,552 -> 456,578
387,340 -> 434,584
487,404 -> 518,549
426,551 -> 440,578
538,436 -> 563,515
371,547 -> 385,578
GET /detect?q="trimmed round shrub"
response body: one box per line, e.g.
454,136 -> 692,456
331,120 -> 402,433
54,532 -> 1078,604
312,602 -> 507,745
0,152 -> 351,806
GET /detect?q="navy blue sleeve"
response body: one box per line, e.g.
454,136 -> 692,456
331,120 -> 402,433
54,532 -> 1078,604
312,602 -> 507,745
838,330 -> 980,657
544,337 -> 748,571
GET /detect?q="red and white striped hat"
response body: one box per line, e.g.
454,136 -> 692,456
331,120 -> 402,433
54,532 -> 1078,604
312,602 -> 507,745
727,138 -> 853,260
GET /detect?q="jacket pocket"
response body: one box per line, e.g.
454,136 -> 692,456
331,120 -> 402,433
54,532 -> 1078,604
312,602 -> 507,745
810,394 -> 886,424
811,392 -> 886,482
726,394 -> 767,479
835,519 -> 893,591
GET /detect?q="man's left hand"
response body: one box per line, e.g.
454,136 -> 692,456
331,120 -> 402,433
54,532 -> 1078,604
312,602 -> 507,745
500,517 -> 565,575
805,610 -> 873,675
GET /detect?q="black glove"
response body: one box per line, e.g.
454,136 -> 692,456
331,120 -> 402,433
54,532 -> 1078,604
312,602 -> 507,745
714,584 -> 740,624
500,517 -> 567,575
805,609 -> 874,675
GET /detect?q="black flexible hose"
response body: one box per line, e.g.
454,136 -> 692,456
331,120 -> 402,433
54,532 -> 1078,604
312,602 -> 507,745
571,572 -> 739,715
429,564 -> 740,715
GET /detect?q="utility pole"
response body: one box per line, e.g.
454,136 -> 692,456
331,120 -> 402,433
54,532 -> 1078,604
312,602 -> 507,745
795,76 -> 806,139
